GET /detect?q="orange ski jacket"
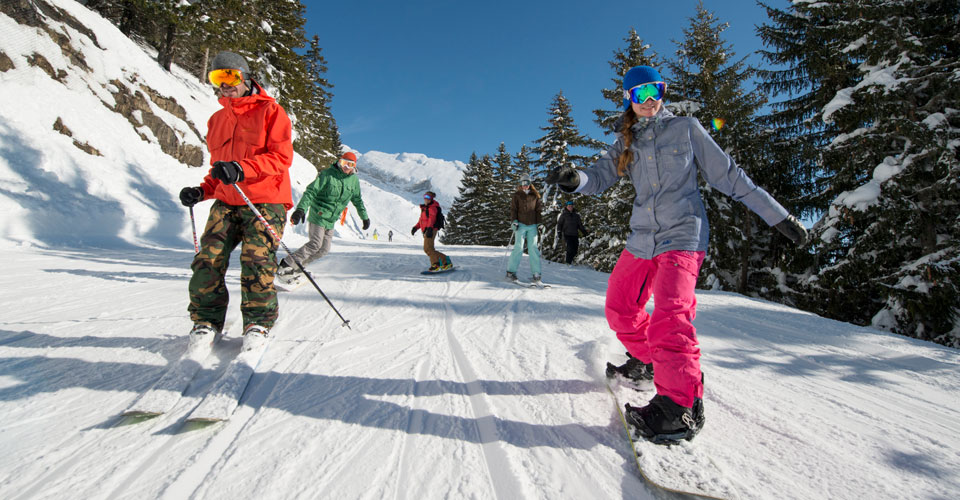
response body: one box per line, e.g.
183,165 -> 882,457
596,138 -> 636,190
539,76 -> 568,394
200,82 -> 294,210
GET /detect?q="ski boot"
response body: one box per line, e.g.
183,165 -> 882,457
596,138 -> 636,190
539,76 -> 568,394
188,323 -> 219,352
242,325 -> 269,351
606,352 -> 654,389
624,394 -> 705,445
505,271 -> 518,282
531,274 -> 542,286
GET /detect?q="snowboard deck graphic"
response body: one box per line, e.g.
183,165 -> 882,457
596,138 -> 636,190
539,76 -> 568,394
421,266 -> 458,275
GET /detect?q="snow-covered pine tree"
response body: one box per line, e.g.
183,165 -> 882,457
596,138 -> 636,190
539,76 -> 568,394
491,143 -> 516,245
443,153 -> 499,245
666,2 -> 775,295
296,35 -> 340,168
533,91 -> 595,262
806,0 -> 960,346
584,28 -> 663,272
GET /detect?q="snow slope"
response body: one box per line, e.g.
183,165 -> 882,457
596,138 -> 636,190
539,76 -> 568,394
1,2 -> 959,499
1,242 -> 958,500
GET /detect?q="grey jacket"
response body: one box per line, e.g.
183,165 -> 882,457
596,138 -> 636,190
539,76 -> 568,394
573,107 -> 788,260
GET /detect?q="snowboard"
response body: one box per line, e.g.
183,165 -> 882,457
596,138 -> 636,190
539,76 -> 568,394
275,273 -> 308,292
421,266 -> 457,275
605,381 -> 739,500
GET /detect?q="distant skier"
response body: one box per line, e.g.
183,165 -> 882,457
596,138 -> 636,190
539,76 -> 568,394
277,151 -> 369,283
546,65 -> 807,444
557,200 -> 589,264
505,173 -> 544,285
388,230 -> 393,242
373,229 -> 379,241
411,191 -> 452,272
178,51 -> 293,348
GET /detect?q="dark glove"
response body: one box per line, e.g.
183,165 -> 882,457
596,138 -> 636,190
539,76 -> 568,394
179,186 -> 203,207
211,161 -> 245,185
362,219 -> 371,230
411,226 -> 418,236
424,227 -> 435,238
774,214 -> 808,246
290,208 -> 305,225
545,166 -> 580,191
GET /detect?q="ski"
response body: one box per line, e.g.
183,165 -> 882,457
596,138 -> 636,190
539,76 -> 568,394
508,278 -> 550,289
605,381 -> 738,500
122,321 -> 234,417
185,333 -> 270,423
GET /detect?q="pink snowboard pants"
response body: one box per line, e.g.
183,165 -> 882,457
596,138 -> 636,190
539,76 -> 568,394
605,249 -> 705,408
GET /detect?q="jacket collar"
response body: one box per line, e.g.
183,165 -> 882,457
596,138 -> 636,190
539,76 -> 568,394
218,80 -> 273,111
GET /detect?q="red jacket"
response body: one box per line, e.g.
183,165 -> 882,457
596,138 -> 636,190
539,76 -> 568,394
200,82 -> 294,209
414,200 -> 440,232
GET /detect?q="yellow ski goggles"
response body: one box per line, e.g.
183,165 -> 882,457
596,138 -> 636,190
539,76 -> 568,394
208,68 -> 244,87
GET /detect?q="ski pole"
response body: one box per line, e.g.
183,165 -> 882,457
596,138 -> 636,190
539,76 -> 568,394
231,184 -> 351,329
501,226 -> 517,271
189,206 -> 200,253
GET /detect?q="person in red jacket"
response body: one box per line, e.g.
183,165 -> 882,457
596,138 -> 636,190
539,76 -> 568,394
178,51 -> 293,351
411,191 -> 452,271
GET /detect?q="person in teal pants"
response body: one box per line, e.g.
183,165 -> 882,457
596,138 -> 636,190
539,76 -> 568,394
506,173 -> 544,285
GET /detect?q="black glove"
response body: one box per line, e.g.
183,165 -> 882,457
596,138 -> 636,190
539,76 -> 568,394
424,227 -> 435,238
211,161 -> 245,184
774,214 -> 808,246
179,186 -> 203,207
545,166 -> 580,191
362,219 -> 371,230
290,208 -> 305,225
411,226 -> 418,235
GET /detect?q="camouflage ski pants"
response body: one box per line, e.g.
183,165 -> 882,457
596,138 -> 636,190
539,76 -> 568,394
188,200 -> 286,330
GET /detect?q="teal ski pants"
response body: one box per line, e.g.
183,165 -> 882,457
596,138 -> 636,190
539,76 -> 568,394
507,223 -> 541,276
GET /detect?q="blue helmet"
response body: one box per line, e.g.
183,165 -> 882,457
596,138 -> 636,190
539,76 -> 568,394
622,65 -> 664,110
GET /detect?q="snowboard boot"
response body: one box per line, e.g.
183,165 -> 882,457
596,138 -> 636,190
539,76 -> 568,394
188,323 -> 219,353
606,352 -> 654,389
277,260 -> 296,277
428,262 -> 441,272
505,271 -> 518,282
440,256 -> 453,270
242,325 -> 269,351
624,394 -> 705,445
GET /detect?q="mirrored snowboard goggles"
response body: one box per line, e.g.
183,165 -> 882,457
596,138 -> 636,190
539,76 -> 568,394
625,82 -> 666,104
209,68 -> 244,87
339,159 -> 357,169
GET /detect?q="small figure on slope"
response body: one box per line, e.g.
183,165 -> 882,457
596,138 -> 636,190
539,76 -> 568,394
505,173 -> 544,285
546,65 -> 807,444
557,200 -> 589,265
411,191 -> 452,272
178,51 -> 295,349
277,151 -> 369,283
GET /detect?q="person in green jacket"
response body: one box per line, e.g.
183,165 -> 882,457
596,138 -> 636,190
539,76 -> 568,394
277,152 -> 369,281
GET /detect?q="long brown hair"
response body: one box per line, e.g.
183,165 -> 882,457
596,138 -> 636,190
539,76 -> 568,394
616,109 -> 638,177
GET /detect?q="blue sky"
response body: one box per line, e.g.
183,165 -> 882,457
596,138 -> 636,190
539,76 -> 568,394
304,0 -> 774,163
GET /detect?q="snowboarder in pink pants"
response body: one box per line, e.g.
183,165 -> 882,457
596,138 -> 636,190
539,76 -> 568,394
546,65 -> 808,444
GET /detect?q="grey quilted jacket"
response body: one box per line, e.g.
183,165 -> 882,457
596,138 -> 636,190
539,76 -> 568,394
572,107 -> 788,260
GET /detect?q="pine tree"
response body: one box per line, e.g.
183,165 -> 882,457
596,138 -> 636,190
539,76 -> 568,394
491,143 -> 515,245
666,2 -> 775,294
444,153 -> 499,245
805,0 -> 960,346
532,91 -> 595,262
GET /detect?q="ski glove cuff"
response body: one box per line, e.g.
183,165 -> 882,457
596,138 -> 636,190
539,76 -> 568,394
179,186 -> 204,207
545,166 -> 580,192
362,219 -> 371,230
211,161 -> 245,185
775,214 -> 808,246
290,208 -> 305,225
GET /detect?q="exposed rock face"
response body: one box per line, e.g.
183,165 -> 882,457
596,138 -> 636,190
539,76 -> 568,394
7,0 -> 206,168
